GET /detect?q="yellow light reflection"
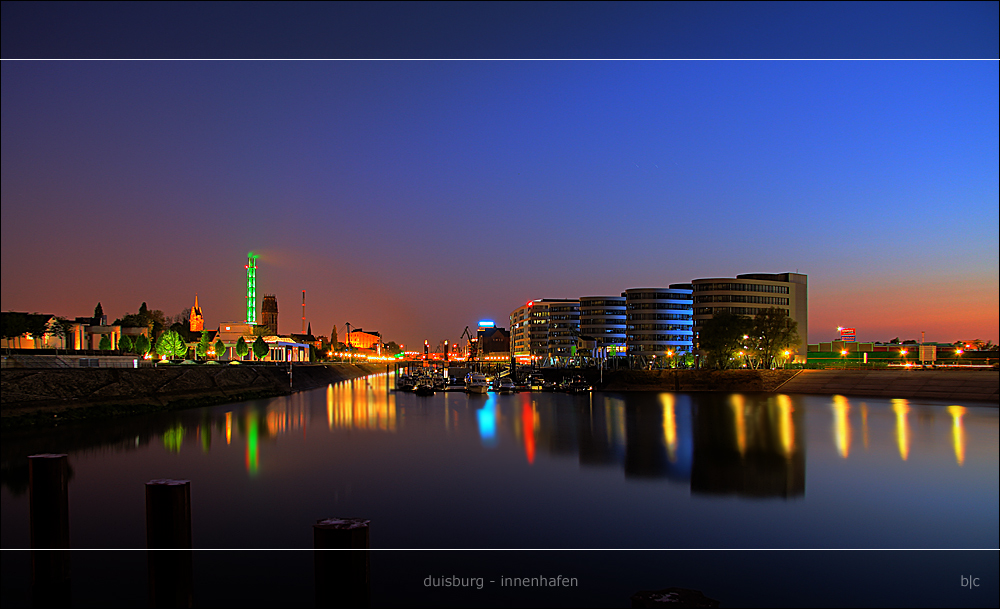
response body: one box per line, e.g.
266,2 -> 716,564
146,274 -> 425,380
832,395 -> 851,459
776,394 -> 795,459
730,395 -> 746,456
861,403 -> 869,450
327,377 -> 397,431
225,411 -> 232,445
892,399 -> 910,461
660,393 -> 677,463
948,405 -> 966,466
326,384 -> 334,429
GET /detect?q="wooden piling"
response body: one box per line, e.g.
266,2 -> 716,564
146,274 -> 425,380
313,517 -> 370,608
29,454 -> 71,607
145,479 -> 192,608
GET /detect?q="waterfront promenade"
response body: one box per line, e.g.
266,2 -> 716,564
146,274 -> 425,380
775,369 -> 998,403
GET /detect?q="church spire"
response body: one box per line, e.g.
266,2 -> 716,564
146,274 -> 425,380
190,293 -> 204,332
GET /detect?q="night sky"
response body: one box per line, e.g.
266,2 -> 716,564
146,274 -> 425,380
2,3 -> 997,349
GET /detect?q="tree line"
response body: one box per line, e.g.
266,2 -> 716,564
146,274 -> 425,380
699,307 -> 800,369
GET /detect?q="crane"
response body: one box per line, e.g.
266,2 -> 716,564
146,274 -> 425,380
460,326 -> 477,360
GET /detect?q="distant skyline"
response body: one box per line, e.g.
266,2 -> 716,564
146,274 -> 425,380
2,4 -> 997,348
2,59 -> 997,348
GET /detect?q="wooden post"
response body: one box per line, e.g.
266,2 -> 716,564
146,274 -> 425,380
313,518 -> 370,608
145,479 -> 192,608
29,454 -> 71,607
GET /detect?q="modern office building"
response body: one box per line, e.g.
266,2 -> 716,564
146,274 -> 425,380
623,286 -> 694,358
691,272 -> 808,357
579,296 -> 627,355
509,298 -> 580,362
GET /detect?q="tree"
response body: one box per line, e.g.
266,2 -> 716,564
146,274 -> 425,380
1,312 -> 30,339
698,311 -> 752,369
751,308 -> 800,369
383,341 -> 402,355
119,334 -> 134,353
235,336 -> 249,360
93,302 -> 104,326
170,322 -> 193,343
196,331 -> 211,360
252,336 -> 269,360
99,335 -> 112,350
134,334 -> 151,357
214,339 -> 226,360
156,330 -> 187,359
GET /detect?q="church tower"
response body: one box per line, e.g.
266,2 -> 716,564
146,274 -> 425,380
261,294 -> 278,335
190,294 -> 204,332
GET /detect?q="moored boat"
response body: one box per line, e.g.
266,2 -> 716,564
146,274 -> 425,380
465,372 -> 488,394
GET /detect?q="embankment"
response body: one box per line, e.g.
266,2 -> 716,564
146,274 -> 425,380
1,363 -> 382,428
593,368 -> 997,403
774,369 -> 998,403
597,369 -> 798,393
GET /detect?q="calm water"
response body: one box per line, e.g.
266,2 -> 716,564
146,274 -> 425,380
2,373 -> 998,606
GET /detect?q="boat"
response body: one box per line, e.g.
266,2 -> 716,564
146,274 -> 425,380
565,375 -> 593,394
444,376 -> 467,392
465,372 -> 489,394
414,382 -> 436,396
496,377 -> 516,393
396,374 -> 416,391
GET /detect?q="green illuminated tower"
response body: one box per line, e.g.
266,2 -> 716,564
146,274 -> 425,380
246,252 -> 258,324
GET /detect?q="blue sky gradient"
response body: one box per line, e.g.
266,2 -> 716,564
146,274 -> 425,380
2,5 -> 997,347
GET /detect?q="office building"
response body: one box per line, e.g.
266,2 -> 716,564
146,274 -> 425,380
691,272 -> 808,356
624,286 -> 694,358
579,296 -> 627,355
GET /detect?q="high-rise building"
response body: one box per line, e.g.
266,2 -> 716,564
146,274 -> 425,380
691,272 -> 808,356
624,286 -> 694,358
189,294 -> 204,332
509,299 -> 579,362
579,296 -> 626,355
261,294 -> 278,335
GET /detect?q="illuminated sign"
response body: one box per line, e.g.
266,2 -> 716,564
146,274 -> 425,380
839,327 -> 856,342
478,320 -> 495,327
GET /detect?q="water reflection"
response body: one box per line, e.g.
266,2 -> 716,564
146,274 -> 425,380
893,399 -> 911,461
949,405 -> 966,466
691,394 -> 805,498
326,376 -> 397,431
832,395 -> 851,458
477,395 -> 498,448
0,379 -> 991,504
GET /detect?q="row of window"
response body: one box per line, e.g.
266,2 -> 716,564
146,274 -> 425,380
694,283 -> 789,294
695,306 -> 767,316
627,345 -> 691,353
581,318 -> 627,325
580,309 -> 626,316
626,292 -> 692,301
627,324 -> 691,331
580,300 -> 625,307
695,295 -> 789,305
627,302 -> 692,310
626,334 -> 692,342
627,313 -> 693,321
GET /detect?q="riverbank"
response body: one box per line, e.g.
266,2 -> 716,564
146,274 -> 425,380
774,369 -> 998,403
0,363 -> 382,429
592,368 -> 997,403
